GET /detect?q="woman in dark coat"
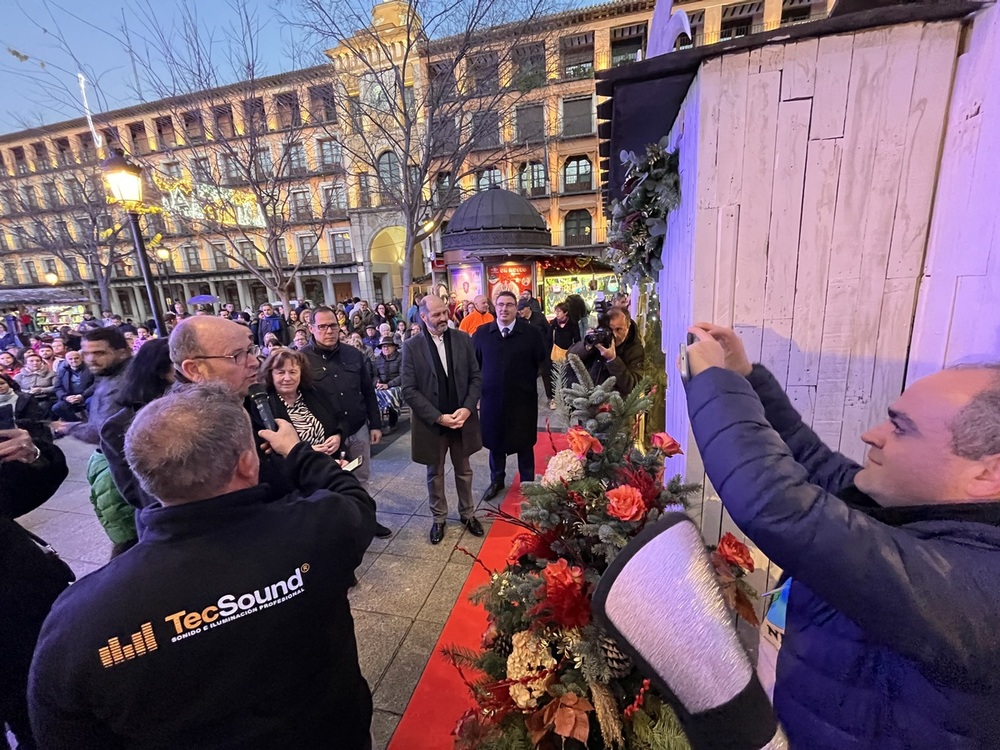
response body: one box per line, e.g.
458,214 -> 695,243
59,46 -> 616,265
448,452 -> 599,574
0,372 -> 46,426
259,349 -> 342,456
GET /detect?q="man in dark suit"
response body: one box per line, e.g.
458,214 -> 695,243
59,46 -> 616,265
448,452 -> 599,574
401,295 -> 484,545
474,290 -> 548,502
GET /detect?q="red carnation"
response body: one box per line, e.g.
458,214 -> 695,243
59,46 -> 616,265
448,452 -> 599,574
507,530 -> 555,566
717,532 -> 755,572
617,464 -> 659,507
532,558 -> 590,629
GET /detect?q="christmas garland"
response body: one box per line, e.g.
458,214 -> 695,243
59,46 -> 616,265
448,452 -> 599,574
447,357 -> 758,749
607,138 -> 681,287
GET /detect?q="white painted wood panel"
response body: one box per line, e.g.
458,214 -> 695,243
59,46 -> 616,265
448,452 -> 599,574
716,53 -> 750,206
781,38 -> 818,101
810,34 -> 853,139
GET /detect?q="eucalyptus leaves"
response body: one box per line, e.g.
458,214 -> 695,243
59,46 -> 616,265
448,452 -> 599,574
607,137 -> 681,286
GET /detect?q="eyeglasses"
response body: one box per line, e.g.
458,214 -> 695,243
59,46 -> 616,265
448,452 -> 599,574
191,345 -> 262,366
314,323 -> 339,332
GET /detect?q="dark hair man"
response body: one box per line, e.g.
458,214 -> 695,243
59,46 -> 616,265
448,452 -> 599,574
302,307 -> 391,538
30,385 -> 376,748
473,291 -> 548,502
683,323 -> 1000,747
568,305 -> 645,397
401,295 -> 484,544
252,303 -> 289,348
52,328 -> 131,443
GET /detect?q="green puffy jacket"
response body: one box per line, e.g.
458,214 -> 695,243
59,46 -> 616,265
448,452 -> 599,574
86,451 -> 137,545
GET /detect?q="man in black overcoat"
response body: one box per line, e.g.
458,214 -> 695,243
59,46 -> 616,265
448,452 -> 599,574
400,295 -> 484,545
473,290 -> 548,502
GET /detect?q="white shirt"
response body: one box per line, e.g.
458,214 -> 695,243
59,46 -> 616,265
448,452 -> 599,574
496,320 -> 515,337
429,331 -> 448,376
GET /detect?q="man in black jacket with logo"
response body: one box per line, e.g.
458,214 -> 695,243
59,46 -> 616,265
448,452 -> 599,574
30,384 -> 376,749
302,306 -> 391,538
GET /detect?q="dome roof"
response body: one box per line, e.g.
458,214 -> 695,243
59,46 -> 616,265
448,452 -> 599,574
441,185 -> 551,251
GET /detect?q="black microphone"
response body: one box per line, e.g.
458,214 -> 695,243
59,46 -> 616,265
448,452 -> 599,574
247,384 -> 277,431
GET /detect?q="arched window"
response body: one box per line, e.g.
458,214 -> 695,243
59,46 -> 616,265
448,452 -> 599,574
563,156 -> 593,193
477,166 -> 501,192
518,162 -> 547,197
564,209 -> 592,246
376,151 -> 401,200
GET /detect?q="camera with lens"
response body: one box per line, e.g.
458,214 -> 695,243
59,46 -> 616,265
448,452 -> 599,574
584,292 -> 613,349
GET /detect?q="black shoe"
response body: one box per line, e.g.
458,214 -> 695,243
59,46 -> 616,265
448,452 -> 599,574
374,522 -> 393,539
481,481 -> 504,503
430,522 -> 446,545
462,516 -> 485,537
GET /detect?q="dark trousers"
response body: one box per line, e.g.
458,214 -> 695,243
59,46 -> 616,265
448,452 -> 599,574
489,447 -> 535,485
51,399 -> 85,422
540,358 -> 554,400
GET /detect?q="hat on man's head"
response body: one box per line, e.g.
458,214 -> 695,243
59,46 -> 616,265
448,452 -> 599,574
366,323 -> 377,332
378,336 -> 397,349
517,299 -> 532,311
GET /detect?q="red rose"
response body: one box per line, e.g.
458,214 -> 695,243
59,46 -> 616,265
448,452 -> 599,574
606,485 -> 646,521
597,403 -> 612,413
717,532 -> 754,572
533,558 -> 590,629
567,426 -> 604,458
507,531 -> 555,566
650,432 -> 683,456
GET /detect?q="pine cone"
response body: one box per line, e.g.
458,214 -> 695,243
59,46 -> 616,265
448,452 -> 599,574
494,631 -> 514,658
600,635 -> 633,679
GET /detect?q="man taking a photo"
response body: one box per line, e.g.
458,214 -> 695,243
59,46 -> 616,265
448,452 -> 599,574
683,322 -> 1000,747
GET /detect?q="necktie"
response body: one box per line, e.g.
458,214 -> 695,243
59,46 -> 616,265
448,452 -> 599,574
502,327 -> 509,338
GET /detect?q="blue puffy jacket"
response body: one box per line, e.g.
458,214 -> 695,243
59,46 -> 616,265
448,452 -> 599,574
686,365 -> 1000,749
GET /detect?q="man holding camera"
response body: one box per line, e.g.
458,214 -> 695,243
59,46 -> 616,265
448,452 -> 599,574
568,301 -> 645,397
683,322 -> 1000,748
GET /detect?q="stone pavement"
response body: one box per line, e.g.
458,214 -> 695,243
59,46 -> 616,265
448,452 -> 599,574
19,392 -> 564,749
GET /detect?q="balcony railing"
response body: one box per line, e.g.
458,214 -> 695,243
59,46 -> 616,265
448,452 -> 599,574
562,178 -> 594,194
550,224 -> 607,247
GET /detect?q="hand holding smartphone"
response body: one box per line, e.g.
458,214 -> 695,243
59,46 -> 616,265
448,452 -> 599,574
679,332 -> 697,384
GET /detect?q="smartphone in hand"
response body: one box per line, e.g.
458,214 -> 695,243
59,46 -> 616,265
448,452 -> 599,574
679,333 -> 697,384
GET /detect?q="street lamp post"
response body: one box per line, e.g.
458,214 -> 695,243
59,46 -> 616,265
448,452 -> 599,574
156,248 -> 173,315
101,151 -> 167,337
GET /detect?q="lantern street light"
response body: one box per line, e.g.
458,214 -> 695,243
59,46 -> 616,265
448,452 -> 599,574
44,271 -> 59,286
101,150 -> 166,337
155,247 -> 173,312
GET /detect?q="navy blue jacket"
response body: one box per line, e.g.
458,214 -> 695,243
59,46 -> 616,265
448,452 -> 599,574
29,443 -> 376,749
301,342 -> 381,435
687,365 -> 1000,749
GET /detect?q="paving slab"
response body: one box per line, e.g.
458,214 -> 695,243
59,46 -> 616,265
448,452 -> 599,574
349,553 -> 447,619
372,620 -> 445,714
352,610 -> 413,690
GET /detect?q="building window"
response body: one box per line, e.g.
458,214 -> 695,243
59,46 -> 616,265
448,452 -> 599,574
55,137 -> 73,166
32,142 -> 50,171
78,132 -> 96,162
376,151 -> 401,201
42,182 -> 60,208
12,147 -> 29,175
55,220 -> 71,240
562,97 -> 593,137
512,42 -> 546,91
23,260 -> 39,284
329,232 -> 353,263
253,149 -> 273,179
9,226 -> 24,250
0,232 -> 7,252
3,263 -> 18,284
516,104 -> 545,143
308,84 -> 337,123
318,139 -> 343,168
221,154 -> 241,182
243,98 -> 268,134
284,142 -> 308,176
275,237 -> 289,266
322,182 -> 347,217
781,0 -> 812,24
183,110 -> 205,143
431,116 -> 459,155
675,10 -> 703,49
518,162 -> 547,197
43,258 -> 58,276
471,111 -> 501,150
476,166 -> 501,191
429,61 -> 457,102
560,32 -> 594,80
163,162 -> 182,180
155,116 -> 178,147
296,234 -> 320,264
101,127 -> 122,152
611,23 -> 647,67
184,244 -> 202,271
275,92 -> 302,129
214,105 -> 236,139
0,189 -> 13,214
564,210 -> 592,246
563,156 -> 593,193
212,242 -> 230,270
128,122 -> 149,154
192,158 -> 212,182
469,52 -> 499,96
720,2 -> 759,40
357,174 -> 371,208
237,239 -> 261,267
21,186 -> 38,210
289,190 -> 313,221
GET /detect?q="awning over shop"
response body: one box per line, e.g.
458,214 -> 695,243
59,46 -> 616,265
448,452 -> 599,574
0,288 -> 91,306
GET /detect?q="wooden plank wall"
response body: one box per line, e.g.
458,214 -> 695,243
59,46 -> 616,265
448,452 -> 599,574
658,20 -> 961,607
908,5 -> 1000,382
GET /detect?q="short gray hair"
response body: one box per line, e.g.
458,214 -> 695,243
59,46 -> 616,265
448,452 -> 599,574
124,384 -> 253,504
947,363 -> 1000,460
169,320 -> 202,367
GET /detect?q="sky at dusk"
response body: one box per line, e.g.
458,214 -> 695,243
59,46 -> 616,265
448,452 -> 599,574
0,0 -> 314,135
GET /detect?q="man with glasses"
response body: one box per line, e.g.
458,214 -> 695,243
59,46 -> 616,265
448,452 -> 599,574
302,307 -> 392,538
100,317 -> 271,522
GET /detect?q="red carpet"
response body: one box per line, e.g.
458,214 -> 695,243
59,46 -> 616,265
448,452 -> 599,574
388,434 -> 566,750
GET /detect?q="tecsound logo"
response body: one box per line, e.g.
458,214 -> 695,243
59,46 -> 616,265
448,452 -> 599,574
164,564 -> 309,643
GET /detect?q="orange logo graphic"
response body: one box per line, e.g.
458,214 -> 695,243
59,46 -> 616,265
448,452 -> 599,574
98,622 -> 158,668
